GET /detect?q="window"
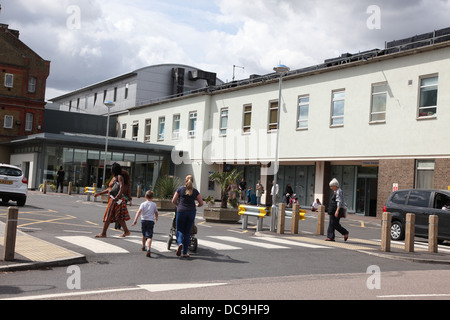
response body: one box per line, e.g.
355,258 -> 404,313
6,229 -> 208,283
114,87 -> 118,102
121,123 -> 127,139
434,193 -> 450,210
144,119 -> 151,142
189,112 -> 197,137
4,74 -> 13,88
268,101 -> 279,131
125,84 -> 129,100
391,191 -> 409,205
408,190 -> 431,208
132,121 -> 139,141
331,90 -> 345,126
25,113 -> 33,132
3,115 -> 13,129
243,104 -> 252,133
94,93 -> 98,106
418,76 -> 438,118
370,83 -> 387,122
172,114 -> 180,139
415,160 -> 435,189
220,108 -> 228,136
28,77 -> 36,93
297,96 -> 309,129
103,90 -> 107,102
158,117 -> 165,141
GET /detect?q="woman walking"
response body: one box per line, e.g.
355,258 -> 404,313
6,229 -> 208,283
94,163 -> 131,238
325,178 -> 349,242
172,175 -> 203,258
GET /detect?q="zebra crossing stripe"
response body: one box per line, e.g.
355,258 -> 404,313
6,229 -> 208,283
57,236 -> 129,254
208,236 -> 289,249
122,237 -> 170,253
198,239 -> 242,251
256,236 -> 332,249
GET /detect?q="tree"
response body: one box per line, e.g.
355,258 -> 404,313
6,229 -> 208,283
209,169 -> 242,208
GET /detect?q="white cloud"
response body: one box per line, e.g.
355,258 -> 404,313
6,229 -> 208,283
1,0 -> 449,99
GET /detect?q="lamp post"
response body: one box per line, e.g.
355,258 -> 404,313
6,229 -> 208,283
270,64 -> 290,232
102,101 -> 115,190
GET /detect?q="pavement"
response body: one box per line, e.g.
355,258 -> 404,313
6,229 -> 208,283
1,205 -> 449,272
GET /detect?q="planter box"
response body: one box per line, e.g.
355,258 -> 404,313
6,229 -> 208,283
203,207 -> 240,223
154,199 -> 177,212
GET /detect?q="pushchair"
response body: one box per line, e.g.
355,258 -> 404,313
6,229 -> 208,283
166,211 -> 198,253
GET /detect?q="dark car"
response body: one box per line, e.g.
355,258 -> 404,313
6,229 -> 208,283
384,189 -> 450,242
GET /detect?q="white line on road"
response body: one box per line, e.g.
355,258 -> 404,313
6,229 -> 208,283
208,236 -> 289,249
57,236 -> 129,254
256,236 -> 332,249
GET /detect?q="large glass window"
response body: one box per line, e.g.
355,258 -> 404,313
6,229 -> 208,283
268,101 -> 279,131
220,108 -> 228,136
158,117 -> 165,141
189,111 -> 197,137
416,160 -> 435,189
172,114 -> 180,139
370,83 -> 387,122
242,104 -> 252,133
331,90 -> 345,126
297,96 -> 309,129
418,76 -> 438,118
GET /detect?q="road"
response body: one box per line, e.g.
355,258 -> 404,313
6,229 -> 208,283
1,191 -> 450,305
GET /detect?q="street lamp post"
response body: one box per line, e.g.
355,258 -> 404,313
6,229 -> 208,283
270,64 -> 290,232
102,101 -> 115,190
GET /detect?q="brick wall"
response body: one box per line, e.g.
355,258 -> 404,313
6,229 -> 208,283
377,159 -> 415,217
434,159 -> 450,191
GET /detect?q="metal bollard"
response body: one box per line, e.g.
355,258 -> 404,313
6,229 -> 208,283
405,213 -> 415,253
137,185 -> 141,199
291,203 -> 299,234
429,215 -> 439,253
381,212 -> 392,252
317,205 -> 325,236
277,203 -> 286,235
43,180 -> 47,194
3,207 -> 19,261
68,181 -> 73,195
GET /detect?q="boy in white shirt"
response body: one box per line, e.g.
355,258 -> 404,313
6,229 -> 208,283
132,190 -> 158,257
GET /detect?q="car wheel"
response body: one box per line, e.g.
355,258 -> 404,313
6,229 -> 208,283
391,221 -> 405,241
17,198 -> 26,207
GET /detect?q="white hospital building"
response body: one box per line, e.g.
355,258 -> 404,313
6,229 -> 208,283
48,28 -> 450,217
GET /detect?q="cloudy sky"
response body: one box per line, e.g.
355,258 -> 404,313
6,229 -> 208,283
1,0 -> 450,101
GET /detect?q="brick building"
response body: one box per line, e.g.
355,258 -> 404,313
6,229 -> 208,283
0,23 -> 50,161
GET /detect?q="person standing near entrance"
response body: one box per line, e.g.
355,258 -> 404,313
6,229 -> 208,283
172,175 -> 203,258
325,178 -> 349,242
56,166 -> 65,193
94,163 -> 131,238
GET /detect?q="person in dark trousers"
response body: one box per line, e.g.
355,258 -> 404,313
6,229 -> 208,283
326,178 -> 349,242
172,175 -> 204,258
56,166 -> 65,193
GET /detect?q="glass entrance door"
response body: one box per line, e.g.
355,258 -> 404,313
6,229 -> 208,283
356,177 -> 378,217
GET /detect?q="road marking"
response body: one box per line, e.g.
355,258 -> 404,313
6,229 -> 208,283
256,236 -> 332,249
198,239 -> 242,251
208,236 -> 289,249
138,283 -> 227,293
377,293 -> 450,299
57,236 -> 129,254
2,283 -> 229,300
121,237 -> 170,253
2,287 -> 140,300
